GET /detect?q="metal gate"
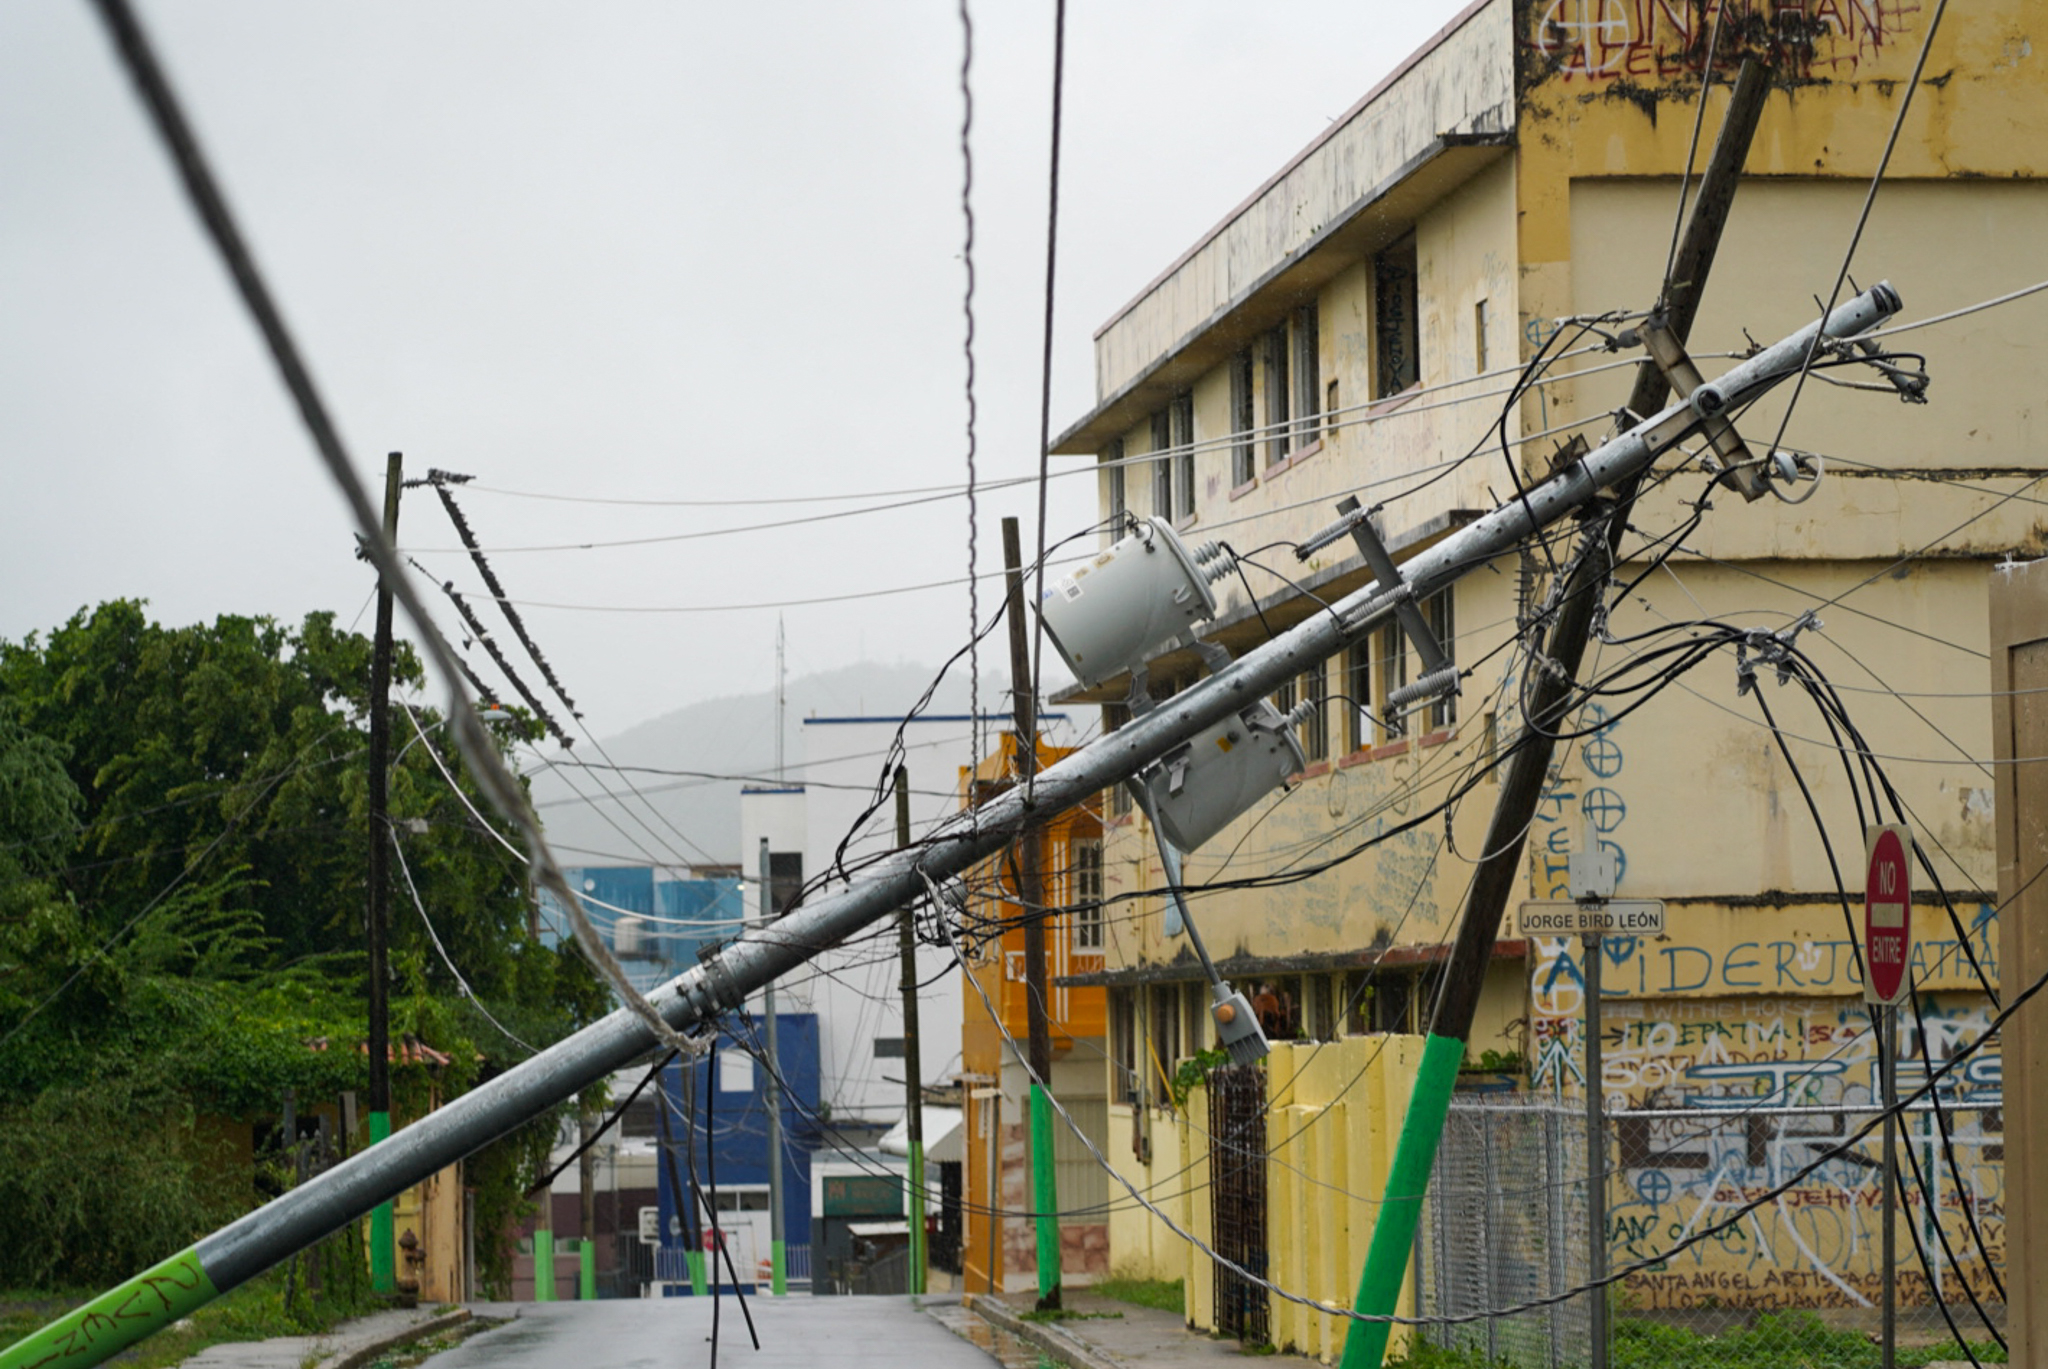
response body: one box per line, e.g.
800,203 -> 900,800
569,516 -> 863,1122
1209,1062 -> 1269,1345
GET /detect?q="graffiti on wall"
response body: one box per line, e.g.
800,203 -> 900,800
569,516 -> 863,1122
1529,702 -> 1628,900
1527,0 -> 1922,84
1528,940 -> 2003,1308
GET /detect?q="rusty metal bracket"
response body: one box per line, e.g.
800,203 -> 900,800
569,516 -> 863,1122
1642,315 -> 1768,501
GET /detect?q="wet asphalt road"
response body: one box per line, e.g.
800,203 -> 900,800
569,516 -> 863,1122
432,1298 -> 1007,1369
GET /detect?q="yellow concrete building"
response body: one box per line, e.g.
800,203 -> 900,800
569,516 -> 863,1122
1050,0 -> 2041,1344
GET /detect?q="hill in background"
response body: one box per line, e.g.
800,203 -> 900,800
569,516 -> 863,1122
528,659 -> 1005,867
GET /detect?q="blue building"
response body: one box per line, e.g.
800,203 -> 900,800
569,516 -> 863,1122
535,866 -> 744,997
654,1013 -> 820,1293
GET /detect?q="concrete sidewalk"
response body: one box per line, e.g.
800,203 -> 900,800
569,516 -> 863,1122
949,1290 -> 1261,1369
179,1305 -> 474,1369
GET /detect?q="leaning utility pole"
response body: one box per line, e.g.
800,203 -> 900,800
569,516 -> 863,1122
895,765 -> 928,1296
364,450 -> 402,1297
2,280 -> 1904,1369
1002,515 -> 1061,1312
1338,60 -> 1774,1369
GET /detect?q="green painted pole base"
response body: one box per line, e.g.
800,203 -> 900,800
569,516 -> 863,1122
1029,1084 -> 1061,1307
367,1112 -> 395,1295
1338,1033 -> 1466,1369
0,1247 -> 218,1369
532,1230 -> 554,1302
686,1249 -> 707,1297
907,1142 -> 927,1297
578,1241 -> 595,1300
770,1240 -> 787,1296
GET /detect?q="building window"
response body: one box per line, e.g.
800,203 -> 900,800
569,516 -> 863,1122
1070,840 -> 1103,951
1106,438 -> 1126,532
1427,590 -> 1457,729
1183,981 -> 1208,1058
1151,410 -> 1173,517
1262,324 -> 1290,468
1298,666 -> 1327,762
1344,970 -> 1374,1035
1375,235 -> 1420,398
1104,704 -> 1131,816
1474,298 -> 1491,376
1170,391 -> 1195,521
1111,989 -> 1139,1104
768,852 -> 803,918
1230,349 -> 1255,486
1345,640 -> 1372,754
1274,673 -> 1296,719
1375,621 -> 1407,742
1292,304 -> 1321,447
1149,984 -> 1182,1105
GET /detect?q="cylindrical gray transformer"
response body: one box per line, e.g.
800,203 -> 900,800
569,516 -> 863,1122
1038,517 -> 1218,688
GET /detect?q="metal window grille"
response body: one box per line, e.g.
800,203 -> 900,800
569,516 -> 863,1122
1263,325 -> 1290,468
1172,391 -> 1195,521
1293,304 -> 1320,447
1151,410 -> 1173,517
1070,840 -> 1103,950
1428,590 -> 1457,729
1209,1063 -> 1270,1346
1230,349 -> 1256,486
1106,438 -> 1126,531
1345,640 -> 1372,753
1299,666 -> 1328,762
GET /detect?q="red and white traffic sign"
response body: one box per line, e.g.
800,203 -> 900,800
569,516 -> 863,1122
1862,824 -> 1914,1006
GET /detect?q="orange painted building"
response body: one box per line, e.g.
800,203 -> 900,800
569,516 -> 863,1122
955,733 -> 1112,1293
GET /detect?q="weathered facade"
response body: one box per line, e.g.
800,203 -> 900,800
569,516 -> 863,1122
1052,0 -> 2041,1341
955,734 -> 1111,1292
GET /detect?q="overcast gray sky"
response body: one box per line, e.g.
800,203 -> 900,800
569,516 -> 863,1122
2,0 -> 1470,738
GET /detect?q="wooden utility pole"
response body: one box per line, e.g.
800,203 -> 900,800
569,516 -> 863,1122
1340,61 -> 1772,1369
894,766 -> 927,1296
1000,516 -> 1060,1310
365,450 -> 401,1296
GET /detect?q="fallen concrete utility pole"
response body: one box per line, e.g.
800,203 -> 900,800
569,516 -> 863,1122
0,283 -> 1904,1369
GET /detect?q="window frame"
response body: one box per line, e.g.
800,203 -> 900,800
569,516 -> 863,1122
1170,391 -> 1195,521
1069,839 -> 1104,951
1150,410 -> 1173,517
1292,304 -> 1321,449
1345,639 -> 1373,754
1426,590 -> 1457,730
1106,438 -> 1126,531
1298,664 -> 1328,762
1374,235 -> 1421,399
1262,324 -> 1290,468
1229,348 -> 1256,486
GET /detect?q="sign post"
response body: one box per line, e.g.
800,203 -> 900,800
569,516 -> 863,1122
1863,824 -> 1914,1369
1518,842 -> 1660,1369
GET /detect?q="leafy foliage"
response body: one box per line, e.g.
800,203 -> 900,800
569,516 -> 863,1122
0,601 -> 607,1294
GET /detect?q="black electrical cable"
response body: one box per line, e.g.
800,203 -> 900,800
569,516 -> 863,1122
525,1050 -> 676,1198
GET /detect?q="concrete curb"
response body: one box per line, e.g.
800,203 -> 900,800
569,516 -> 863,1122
966,1295 -> 1123,1369
321,1309 -> 474,1369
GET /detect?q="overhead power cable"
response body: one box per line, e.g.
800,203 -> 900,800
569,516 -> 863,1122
429,481 -> 584,724
408,555 -> 570,743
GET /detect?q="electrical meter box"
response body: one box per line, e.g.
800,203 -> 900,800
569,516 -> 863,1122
1143,700 -> 1306,852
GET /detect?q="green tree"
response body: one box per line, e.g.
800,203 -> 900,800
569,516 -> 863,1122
0,601 -> 606,1290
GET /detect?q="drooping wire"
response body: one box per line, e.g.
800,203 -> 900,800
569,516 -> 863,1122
1026,0 -> 1069,806
960,0 -> 985,811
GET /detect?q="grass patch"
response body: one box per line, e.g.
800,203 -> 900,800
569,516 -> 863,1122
1091,1277 -> 1185,1316
0,1264 -> 387,1369
1384,1314 -> 2007,1369
1019,1307 -> 1124,1325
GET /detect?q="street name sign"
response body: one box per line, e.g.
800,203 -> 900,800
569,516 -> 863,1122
1515,900 -> 1666,937
1863,824 -> 1914,1006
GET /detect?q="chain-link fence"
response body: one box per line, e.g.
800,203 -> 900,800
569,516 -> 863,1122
1417,1096 -> 2008,1368
1418,1096 -> 1593,1369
